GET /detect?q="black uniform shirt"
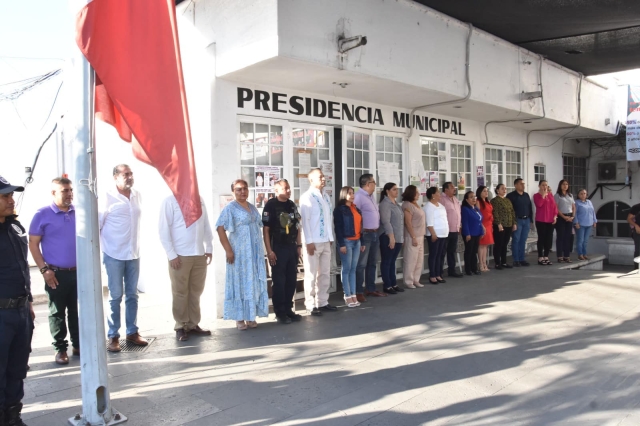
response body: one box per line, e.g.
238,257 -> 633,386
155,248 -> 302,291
506,190 -> 534,223
0,217 -> 31,300
262,198 -> 300,246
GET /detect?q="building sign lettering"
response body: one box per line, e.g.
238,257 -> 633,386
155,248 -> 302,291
237,87 -> 465,136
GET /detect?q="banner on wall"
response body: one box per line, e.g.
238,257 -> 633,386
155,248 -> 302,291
627,86 -> 640,161
476,166 -> 485,187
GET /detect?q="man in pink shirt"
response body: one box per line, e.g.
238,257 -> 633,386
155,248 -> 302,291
440,182 -> 463,278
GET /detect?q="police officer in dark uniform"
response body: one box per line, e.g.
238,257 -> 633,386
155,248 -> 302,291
262,179 -> 303,324
0,176 -> 32,426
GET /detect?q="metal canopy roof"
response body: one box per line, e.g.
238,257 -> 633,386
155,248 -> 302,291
413,0 -> 640,76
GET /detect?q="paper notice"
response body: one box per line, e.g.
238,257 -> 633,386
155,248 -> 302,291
388,162 -> 400,184
299,152 -> 311,174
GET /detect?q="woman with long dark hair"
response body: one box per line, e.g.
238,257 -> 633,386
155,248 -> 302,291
461,191 -> 484,275
333,186 -> 365,307
377,182 -> 405,294
554,179 -> 576,262
490,183 -> 516,269
401,185 -> 425,289
423,186 -> 449,284
533,180 -> 558,265
476,186 -> 494,272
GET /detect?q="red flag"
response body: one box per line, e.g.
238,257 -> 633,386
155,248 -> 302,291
76,0 -> 202,226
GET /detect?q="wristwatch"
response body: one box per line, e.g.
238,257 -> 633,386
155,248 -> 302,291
40,265 -> 50,274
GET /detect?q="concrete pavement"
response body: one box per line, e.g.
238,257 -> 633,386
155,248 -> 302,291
22,255 -> 640,425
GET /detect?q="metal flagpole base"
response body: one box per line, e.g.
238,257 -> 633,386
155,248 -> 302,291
68,409 -> 127,425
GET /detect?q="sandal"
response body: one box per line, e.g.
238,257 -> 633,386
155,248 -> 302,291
236,321 -> 248,331
545,259 -> 553,265
246,321 -> 258,329
564,257 -> 572,263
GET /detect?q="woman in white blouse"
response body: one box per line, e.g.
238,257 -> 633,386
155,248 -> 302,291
423,186 -> 449,284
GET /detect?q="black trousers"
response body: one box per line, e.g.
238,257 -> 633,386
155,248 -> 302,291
0,305 -> 30,409
555,216 -> 573,258
633,233 -> 640,269
271,244 -> 299,316
440,231 -> 459,274
493,225 -> 512,266
463,235 -> 480,273
44,270 -> 79,352
536,221 -> 555,258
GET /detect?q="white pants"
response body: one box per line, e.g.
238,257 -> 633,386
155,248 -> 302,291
303,241 -> 331,310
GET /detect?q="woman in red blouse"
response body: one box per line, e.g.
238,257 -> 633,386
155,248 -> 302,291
476,186 -> 494,272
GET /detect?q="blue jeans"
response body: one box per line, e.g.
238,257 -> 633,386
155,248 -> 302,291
511,219 -> 531,262
575,225 -> 592,256
339,239 -> 361,297
103,253 -> 140,338
356,231 -> 379,293
379,234 -> 403,289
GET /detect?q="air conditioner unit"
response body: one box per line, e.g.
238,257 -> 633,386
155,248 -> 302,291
597,159 -> 627,183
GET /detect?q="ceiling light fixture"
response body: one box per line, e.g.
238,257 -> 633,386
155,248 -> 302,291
332,82 -> 349,89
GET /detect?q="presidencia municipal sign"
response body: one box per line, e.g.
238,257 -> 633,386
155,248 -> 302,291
237,87 -> 470,137
627,86 -> 640,161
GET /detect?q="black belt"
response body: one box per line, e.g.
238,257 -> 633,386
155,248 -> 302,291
48,265 -> 77,271
363,228 -> 378,233
560,213 -> 574,216
517,216 -> 529,219
0,296 -> 28,309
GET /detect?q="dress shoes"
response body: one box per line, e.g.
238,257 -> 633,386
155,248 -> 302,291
72,347 -> 80,357
465,271 -> 473,276
276,315 -> 292,324
495,264 -> 503,270
107,337 -> 121,352
319,304 -> 338,312
513,261 -> 521,267
286,311 -> 302,321
502,264 -> 513,269
55,351 -> 69,365
449,272 -> 464,278
436,278 -> 447,283
392,285 -> 405,293
365,290 -> 387,297
126,332 -> 149,346
473,271 -> 482,275
356,293 -> 367,303
189,325 -> 212,336
383,287 -> 397,294
520,261 -> 530,267
176,329 -> 189,341
308,307 -> 322,316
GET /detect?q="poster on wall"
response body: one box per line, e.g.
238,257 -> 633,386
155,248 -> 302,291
254,166 -> 280,189
255,189 -> 275,208
626,86 -> 640,161
438,150 -> 448,171
319,161 -> 333,188
219,195 -> 234,210
457,173 -> 465,191
428,171 -> 439,188
298,151 -> 311,174
476,166 -> 485,187
377,160 -> 390,184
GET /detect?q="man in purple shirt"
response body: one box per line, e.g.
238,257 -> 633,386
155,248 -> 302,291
28,177 -> 79,365
440,182 -> 464,278
354,174 -> 387,301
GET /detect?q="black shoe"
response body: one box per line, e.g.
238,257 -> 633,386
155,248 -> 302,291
5,403 -> 26,426
520,261 -> 530,267
436,278 -> 446,283
473,271 -> 482,275
465,271 -> 473,276
502,264 -> 513,269
449,272 -> 464,278
513,261 -> 521,267
285,311 -> 302,322
383,287 -> 397,294
495,264 -> 503,270
428,279 -> 439,285
308,308 -> 322,316
276,315 -> 292,324
319,304 -> 338,312
392,285 -> 405,293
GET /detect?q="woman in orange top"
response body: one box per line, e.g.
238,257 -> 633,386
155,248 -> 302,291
333,186 -> 365,307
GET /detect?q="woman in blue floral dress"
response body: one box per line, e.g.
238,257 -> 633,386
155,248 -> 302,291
216,179 -> 269,330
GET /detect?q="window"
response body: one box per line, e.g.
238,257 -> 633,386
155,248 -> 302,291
596,201 -> 631,238
375,134 -> 404,200
485,148 -> 503,192
534,165 -> 546,183
450,143 -> 472,200
421,138 -> 447,198
292,127 -> 331,203
346,130 -> 370,188
563,156 -> 587,196
505,150 -> 522,193
240,122 -> 284,208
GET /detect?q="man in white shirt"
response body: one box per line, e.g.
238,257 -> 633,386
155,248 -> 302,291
159,194 -> 213,341
99,164 -> 148,352
299,168 -> 336,316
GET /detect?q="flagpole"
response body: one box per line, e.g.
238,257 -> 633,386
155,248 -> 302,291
68,1 -> 126,424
